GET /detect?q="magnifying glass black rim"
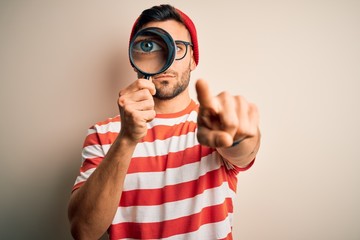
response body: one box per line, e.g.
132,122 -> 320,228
129,27 -> 176,78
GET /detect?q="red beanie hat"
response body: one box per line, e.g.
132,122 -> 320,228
176,8 -> 199,66
129,8 -> 199,65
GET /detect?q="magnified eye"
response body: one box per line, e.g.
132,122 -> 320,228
133,40 -> 163,53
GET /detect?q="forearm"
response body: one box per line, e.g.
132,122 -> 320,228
217,128 -> 261,168
68,136 -> 137,240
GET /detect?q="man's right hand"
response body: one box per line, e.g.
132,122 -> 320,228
117,78 -> 156,142
69,79 -> 155,239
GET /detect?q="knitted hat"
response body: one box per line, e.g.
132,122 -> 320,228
129,8 -> 199,65
176,9 -> 199,65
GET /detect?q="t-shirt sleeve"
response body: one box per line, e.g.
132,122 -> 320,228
72,126 -> 105,192
222,156 -> 256,175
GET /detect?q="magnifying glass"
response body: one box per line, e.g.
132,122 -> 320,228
129,27 -> 176,79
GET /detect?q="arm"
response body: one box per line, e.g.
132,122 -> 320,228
68,137 -> 136,239
68,79 -> 156,239
195,79 -> 261,167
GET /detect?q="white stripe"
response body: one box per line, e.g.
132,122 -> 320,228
86,128 -> 97,135
74,168 -> 96,186
95,120 -> 121,134
77,133 -> 201,186
83,120 -> 198,159
113,182 -> 236,224
146,111 -> 198,128
81,144 -> 105,162
101,144 -> 111,155
132,132 -> 198,158
123,151 -> 219,191
92,110 -> 197,134
84,112 -> 198,158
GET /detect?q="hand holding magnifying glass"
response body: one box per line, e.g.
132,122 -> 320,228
118,27 -> 176,142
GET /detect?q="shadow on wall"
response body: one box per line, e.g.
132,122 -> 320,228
0,41 -> 133,239
0,149 -> 79,239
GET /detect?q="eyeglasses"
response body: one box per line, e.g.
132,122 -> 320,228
132,39 -> 193,61
174,40 -> 193,60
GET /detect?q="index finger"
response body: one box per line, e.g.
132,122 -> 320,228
120,78 -> 156,96
195,79 -> 216,110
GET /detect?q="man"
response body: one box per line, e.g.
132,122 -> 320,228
68,4 -> 260,240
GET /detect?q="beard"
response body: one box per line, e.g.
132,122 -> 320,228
152,68 -> 191,100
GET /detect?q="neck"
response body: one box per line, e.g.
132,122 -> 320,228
154,90 -> 191,114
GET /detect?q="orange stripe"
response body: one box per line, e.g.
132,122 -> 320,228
83,120 -> 197,147
128,145 -> 213,173
72,182 -> 84,192
154,100 -> 198,119
95,115 -> 120,126
120,166 -> 232,206
80,144 -> 213,174
219,232 -> 233,240
143,121 -> 197,141
83,132 -> 117,147
80,157 -> 102,172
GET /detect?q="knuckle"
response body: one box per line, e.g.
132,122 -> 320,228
136,79 -> 147,89
234,95 -> 246,105
148,99 -> 155,108
147,99 -> 155,110
250,102 -> 259,113
132,114 -> 142,123
149,110 -> 156,119
123,104 -> 134,115
235,119 -> 247,132
218,91 -> 231,99
135,80 -> 143,89
196,131 -> 206,145
118,96 -> 127,107
141,89 -> 152,99
234,95 -> 243,100
228,120 -> 238,130
236,95 -> 245,100
236,127 -> 246,136
223,116 -> 238,129
118,89 -> 125,97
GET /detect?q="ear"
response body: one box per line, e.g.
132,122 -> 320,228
190,54 -> 197,71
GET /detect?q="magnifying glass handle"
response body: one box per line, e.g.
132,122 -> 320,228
144,75 -> 150,80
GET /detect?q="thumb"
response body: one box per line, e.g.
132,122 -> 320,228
197,126 -> 233,148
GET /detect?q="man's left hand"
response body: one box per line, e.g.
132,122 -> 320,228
196,79 -> 259,148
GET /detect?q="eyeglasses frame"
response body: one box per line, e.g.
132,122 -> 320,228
174,40 -> 193,61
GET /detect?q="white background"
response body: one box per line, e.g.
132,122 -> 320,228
0,0 -> 359,239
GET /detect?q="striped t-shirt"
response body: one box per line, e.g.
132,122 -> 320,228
73,100 -> 253,239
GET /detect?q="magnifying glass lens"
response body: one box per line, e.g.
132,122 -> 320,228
131,35 -> 168,74
129,27 -> 175,78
